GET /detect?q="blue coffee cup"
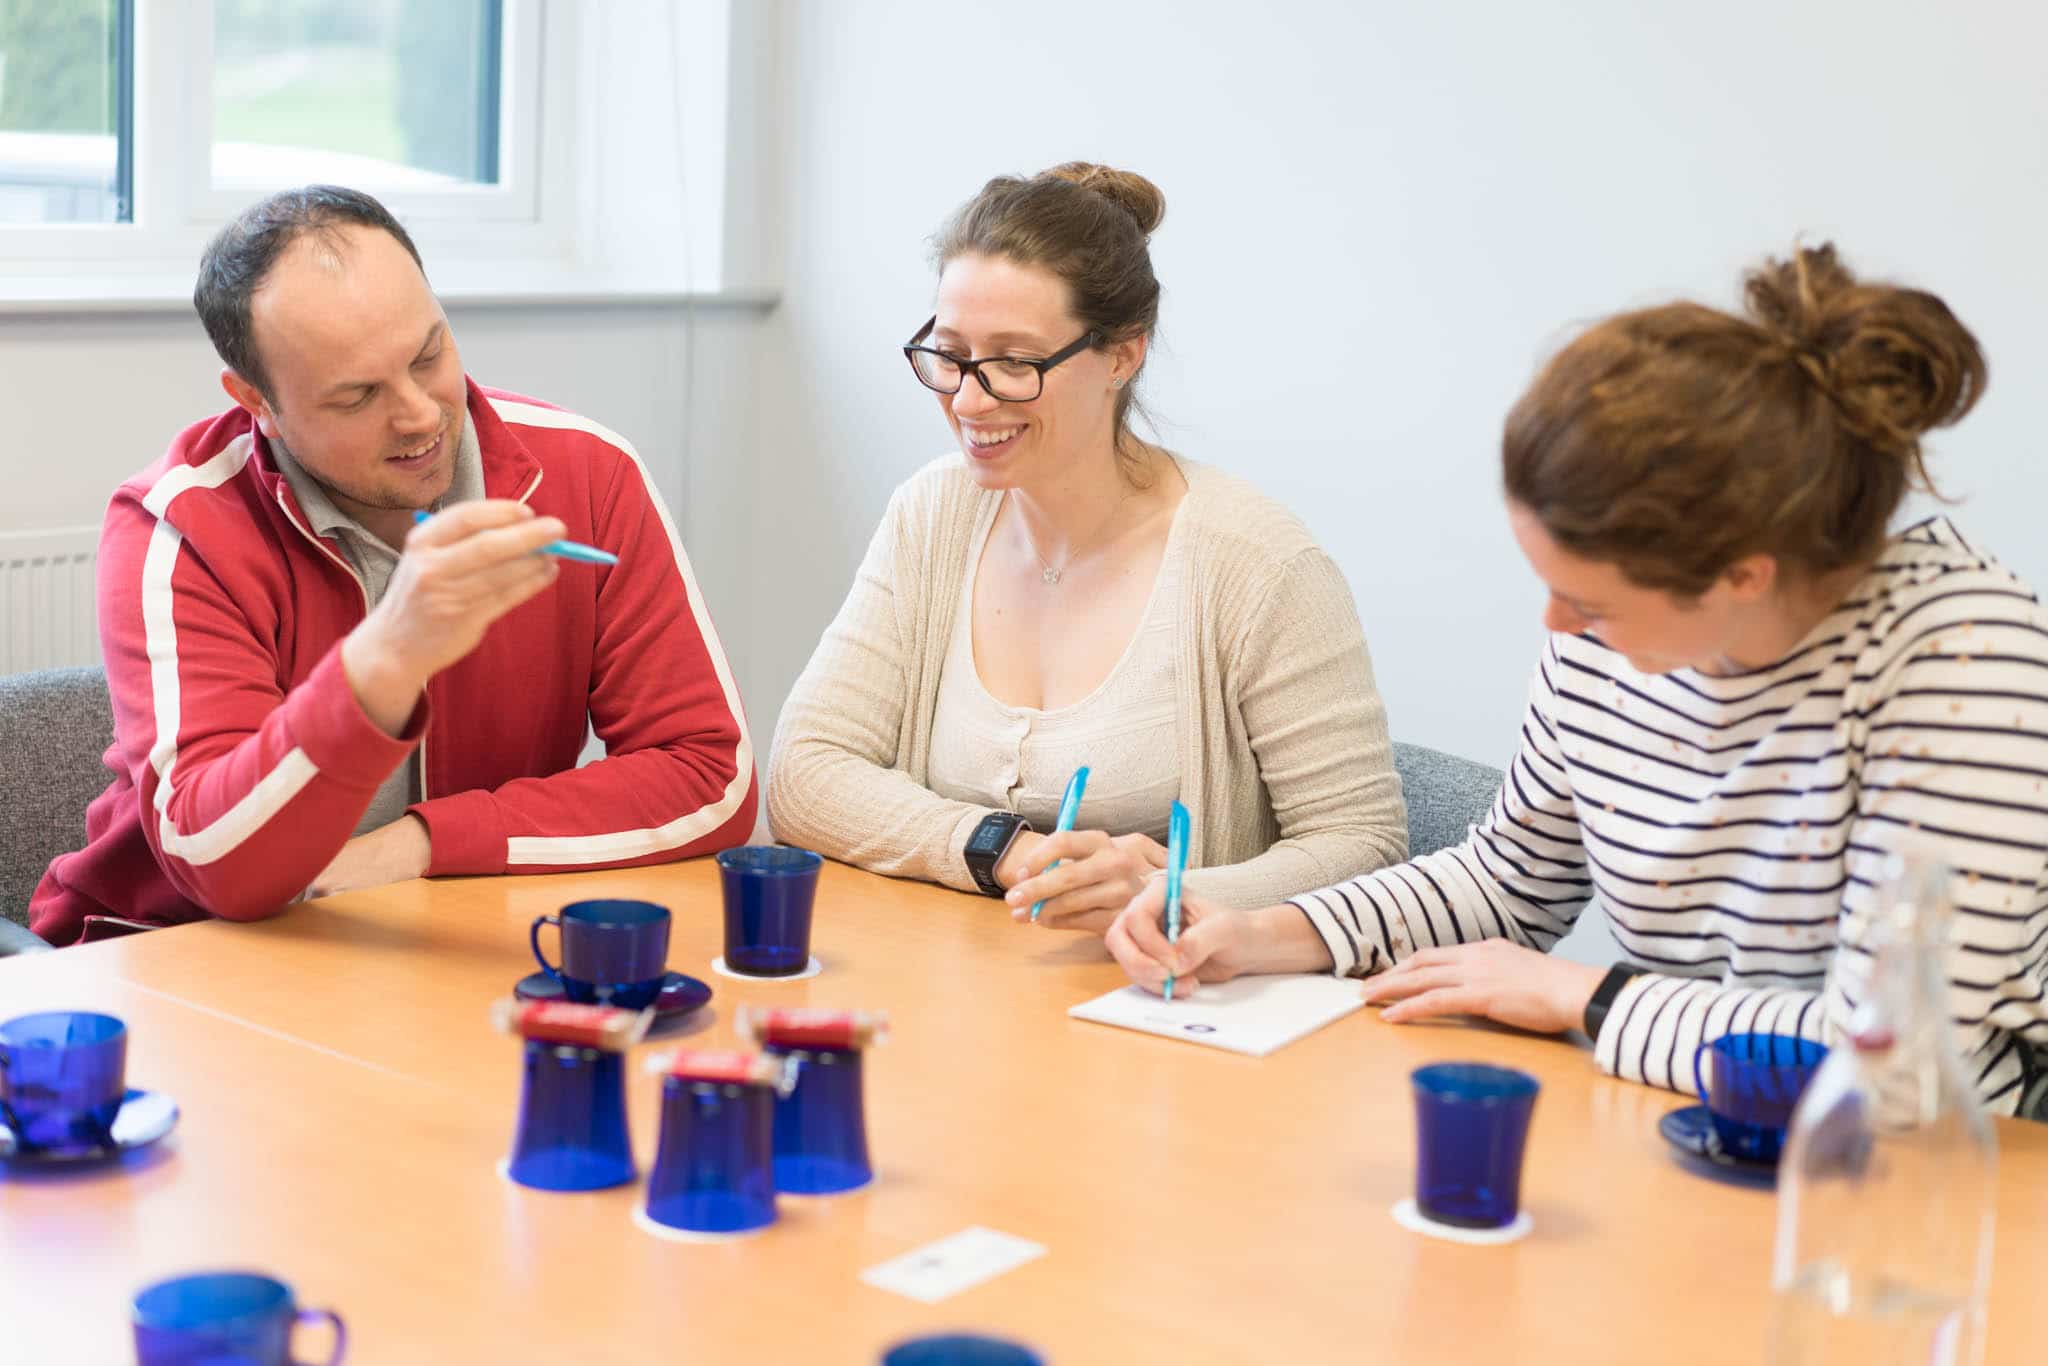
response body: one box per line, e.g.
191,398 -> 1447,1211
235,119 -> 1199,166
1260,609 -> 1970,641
505,1039 -> 636,1192
530,899 -> 671,1008
132,1271 -> 345,1365
0,1010 -> 128,1154
1693,1031 -> 1827,1163
643,1072 -> 778,1235
1411,1062 -> 1540,1229
881,1335 -> 1046,1366
717,846 -> 823,977
767,1046 -> 873,1194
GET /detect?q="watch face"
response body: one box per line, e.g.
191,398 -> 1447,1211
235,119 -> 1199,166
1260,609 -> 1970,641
969,821 -> 1006,854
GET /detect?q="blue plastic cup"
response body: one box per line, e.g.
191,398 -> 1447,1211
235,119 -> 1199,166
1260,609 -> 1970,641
530,899 -> 671,1008
132,1271 -> 345,1365
0,1010 -> 128,1154
505,1040 -> 636,1191
1694,1032 -> 1828,1163
717,847 -> 823,976
881,1334 -> 1045,1366
767,1047 -> 873,1194
643,1073 -> 778,1234
1411,1062 -> 1540,1229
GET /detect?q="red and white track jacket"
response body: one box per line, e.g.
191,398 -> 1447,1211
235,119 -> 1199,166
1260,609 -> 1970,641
29,380 -> 756,945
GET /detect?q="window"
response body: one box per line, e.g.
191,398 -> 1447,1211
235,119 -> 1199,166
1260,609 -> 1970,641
0,2 -> 761,305
211,0 -> 502,192
0,0 -> 133,224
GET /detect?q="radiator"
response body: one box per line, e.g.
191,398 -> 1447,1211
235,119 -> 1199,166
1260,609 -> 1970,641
0,527 -> 101,675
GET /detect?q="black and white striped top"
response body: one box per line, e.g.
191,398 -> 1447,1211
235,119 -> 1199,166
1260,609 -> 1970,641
1290,518 -> 2048,1115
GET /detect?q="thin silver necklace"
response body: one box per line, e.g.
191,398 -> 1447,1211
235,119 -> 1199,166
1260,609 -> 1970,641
1013,486 -> 1132,585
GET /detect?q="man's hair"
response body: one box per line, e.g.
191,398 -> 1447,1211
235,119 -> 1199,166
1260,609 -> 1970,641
193,185 -> 425,402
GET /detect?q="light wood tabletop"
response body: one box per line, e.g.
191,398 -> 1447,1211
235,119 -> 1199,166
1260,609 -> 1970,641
3,857 -> 2043,1364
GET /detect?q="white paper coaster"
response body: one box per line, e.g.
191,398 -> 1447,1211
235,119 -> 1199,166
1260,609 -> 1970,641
631,1203 -> 769,1244
860,1226 -> 1046,1304
1391,1197 -> 1532,1245
711,955 -> 823,982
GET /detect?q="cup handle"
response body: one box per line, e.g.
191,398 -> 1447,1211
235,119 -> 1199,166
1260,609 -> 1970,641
0,1051 -> 21,1139
530,915 -> 563,983
293,1307 -> 346,1364
1692,1040 -> 1713,1107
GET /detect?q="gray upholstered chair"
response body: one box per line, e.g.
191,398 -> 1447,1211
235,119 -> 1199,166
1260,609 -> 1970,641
1391,740 -> 1504,859
0,666 -> 116,955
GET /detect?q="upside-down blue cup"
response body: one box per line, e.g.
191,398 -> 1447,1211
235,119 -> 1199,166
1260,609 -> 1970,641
767,1047 -> 873,1194
881,1334 -> 1045,1366
643,1073 -> 778,1234
505,1040 -> 636,1192
1411,1062 -> 1540,1229
530,899 -> 671,1008
1694,1031 -> 1828,1163
0,1010 -> 128,1154
132,1271 -> 346,1365
717,846 -> 822,976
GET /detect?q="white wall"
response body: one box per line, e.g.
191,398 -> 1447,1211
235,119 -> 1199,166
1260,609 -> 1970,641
751,0 -> 2048,779
748,0 -> 2048,963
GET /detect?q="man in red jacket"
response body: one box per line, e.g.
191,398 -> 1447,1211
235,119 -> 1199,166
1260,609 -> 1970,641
29,185 -> 757,946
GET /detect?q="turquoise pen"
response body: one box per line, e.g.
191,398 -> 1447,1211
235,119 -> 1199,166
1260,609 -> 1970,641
1162,799 -> 1190,1001
410,510 -> 618,565
1029,765 -> 1090,923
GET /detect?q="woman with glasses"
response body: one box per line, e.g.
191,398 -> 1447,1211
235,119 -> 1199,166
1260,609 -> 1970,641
1106,243 -> 2048,1116
767,162 -> 1406,931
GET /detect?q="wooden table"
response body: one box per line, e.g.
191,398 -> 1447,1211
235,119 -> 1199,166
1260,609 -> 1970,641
3,859 -> 2043,1364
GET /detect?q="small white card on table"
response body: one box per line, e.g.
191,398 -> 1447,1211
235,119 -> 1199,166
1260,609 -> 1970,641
1067,974 -> 1364,1057
860,1226 -> 1047,1304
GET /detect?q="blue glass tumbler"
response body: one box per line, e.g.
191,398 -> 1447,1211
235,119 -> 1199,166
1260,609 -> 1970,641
1693,1031 -> 1828,1163
767,1046 -> 873,1194
530,899 -> 672,1008
881,1334 -> 1046,1366
0,1010 -> 128,1154
717,846 -> 823,976
643,1074 -> 778,1234
505,1040 -> 636,1191
132,1271 -> 346,1365
1411,1062 -> 1540,1229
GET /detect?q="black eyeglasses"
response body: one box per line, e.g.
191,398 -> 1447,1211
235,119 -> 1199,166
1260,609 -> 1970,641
902,316 -> 1098,403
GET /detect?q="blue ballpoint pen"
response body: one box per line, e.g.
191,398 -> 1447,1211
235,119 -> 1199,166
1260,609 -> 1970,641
411,510 -> 618,565
1028,765 -> 1090,923
1162,799 -> 1190,1001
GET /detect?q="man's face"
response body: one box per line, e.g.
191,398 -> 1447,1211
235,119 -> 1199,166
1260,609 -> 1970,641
236,223 -> 467,530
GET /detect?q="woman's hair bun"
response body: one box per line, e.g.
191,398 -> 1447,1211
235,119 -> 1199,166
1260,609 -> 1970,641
1039,162 -> 1166,236
1743,242 -> 1985,448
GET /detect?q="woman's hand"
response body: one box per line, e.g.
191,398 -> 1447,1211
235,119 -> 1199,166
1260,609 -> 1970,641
1003,830 -> 1167,935
1103,878 -> 1247,997
1359,941 -> 1604,1035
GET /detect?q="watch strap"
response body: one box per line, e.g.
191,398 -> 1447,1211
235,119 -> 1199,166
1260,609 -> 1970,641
1582,963 -> 1643,1042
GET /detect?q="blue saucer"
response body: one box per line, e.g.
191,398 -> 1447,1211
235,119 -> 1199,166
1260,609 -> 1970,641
1658,1103 -> 1777,1175
0,1088 -> 180,1164
514,970 -> 712,1020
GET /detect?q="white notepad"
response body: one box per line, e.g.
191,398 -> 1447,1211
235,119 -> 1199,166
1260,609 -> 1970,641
1067,974 -> 1365,1057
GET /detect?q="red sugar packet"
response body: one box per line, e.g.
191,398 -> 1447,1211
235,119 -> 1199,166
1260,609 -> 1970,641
490,998 -> 653,1050
734,1007 -> 889,1051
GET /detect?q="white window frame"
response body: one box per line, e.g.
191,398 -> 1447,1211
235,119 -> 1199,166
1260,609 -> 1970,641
0,0 -> 772,309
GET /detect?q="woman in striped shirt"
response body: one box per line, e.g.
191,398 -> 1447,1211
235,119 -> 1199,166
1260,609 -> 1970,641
1107,243 -> 2048,1115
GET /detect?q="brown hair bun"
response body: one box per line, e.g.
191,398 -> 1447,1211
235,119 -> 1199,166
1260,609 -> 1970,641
1040,162 -> 1167,236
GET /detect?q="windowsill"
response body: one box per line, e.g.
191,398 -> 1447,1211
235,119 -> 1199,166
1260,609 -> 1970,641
0,271 -> 781,316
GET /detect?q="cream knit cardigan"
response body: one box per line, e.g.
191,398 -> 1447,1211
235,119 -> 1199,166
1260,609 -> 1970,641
766,455 -> 1407,908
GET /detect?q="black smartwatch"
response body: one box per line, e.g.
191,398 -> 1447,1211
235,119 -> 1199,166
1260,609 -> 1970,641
1582,963 -> 1643,1041
964,811 -> 1032,896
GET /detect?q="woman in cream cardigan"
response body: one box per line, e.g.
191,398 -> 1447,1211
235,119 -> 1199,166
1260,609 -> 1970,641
767,163 -> 1405,930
